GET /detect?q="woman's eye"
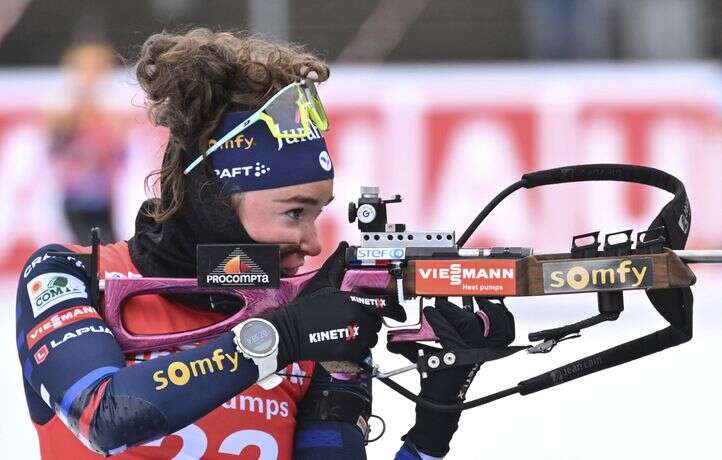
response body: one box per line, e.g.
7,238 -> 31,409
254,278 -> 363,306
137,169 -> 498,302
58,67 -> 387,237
285,208 -> 304,221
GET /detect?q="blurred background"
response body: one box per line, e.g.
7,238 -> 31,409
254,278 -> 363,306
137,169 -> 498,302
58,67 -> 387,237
1,0 -> 720,458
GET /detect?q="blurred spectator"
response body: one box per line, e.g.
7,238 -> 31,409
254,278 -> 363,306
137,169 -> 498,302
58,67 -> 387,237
523,0 -> 708,60
46,42 -> 123,245
523,0 -> 615,59
618,0 -> 707,59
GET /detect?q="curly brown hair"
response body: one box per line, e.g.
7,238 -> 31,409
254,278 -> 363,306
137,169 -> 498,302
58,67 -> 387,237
135,28 -> 330,222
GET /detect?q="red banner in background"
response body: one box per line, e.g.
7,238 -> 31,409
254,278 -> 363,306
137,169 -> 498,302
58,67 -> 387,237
0,66 -> 719,276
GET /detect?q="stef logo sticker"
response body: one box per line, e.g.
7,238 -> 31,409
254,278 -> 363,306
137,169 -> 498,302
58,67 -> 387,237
197,245 -> 280,288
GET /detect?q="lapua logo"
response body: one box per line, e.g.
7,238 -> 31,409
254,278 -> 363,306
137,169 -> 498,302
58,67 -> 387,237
34,345 -> 49,364
50,326 -> 113,349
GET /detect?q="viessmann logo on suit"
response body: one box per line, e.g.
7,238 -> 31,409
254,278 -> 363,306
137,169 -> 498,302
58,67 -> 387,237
26,305 -> 100,349
197,244 -> 280,288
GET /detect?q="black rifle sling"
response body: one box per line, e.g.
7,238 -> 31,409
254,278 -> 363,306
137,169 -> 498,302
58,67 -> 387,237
516,164 -> 693,395
518,289 -> 692,395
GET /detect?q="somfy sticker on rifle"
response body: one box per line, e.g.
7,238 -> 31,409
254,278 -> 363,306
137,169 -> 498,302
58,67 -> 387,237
414,259 -> 517,296
197,244 -> 280,288
542,257 -> 653,294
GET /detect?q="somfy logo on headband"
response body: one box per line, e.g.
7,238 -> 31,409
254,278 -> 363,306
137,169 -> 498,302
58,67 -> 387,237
208,134 -> 255,151
197,245 -> 280,288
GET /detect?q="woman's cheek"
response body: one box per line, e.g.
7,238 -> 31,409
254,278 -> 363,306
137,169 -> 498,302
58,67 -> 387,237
262,222 -> 304,245
242,212 -> 283,242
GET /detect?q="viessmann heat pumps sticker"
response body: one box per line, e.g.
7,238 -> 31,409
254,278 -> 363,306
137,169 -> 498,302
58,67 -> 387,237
415,259 -> 517,295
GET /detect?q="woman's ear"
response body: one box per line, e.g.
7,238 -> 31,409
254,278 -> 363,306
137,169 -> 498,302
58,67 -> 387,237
230,192 -> 246,219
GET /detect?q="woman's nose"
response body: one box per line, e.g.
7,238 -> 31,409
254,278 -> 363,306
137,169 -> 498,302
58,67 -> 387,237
299,222 -> 322,257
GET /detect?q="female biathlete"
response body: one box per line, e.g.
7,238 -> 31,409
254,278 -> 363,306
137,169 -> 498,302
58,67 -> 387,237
15,29 -> 515,459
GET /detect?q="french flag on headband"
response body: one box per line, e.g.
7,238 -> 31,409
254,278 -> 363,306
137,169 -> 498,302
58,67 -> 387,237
209,110 -> 334,193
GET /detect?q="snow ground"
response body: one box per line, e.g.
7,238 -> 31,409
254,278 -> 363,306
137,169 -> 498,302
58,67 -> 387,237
2,270 -> 720,459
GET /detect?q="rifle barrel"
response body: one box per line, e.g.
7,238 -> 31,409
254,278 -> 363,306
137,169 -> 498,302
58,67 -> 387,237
674,250 -> 722,264
530,249 -> 722,264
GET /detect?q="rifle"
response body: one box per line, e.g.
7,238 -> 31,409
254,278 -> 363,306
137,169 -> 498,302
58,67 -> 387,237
62,164 -> 722,412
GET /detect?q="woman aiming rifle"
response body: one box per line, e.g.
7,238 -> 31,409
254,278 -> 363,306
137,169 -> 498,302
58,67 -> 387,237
15,29 -> 514,459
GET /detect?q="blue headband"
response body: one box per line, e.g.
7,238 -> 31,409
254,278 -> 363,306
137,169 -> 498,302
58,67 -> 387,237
209,110 -> 334,193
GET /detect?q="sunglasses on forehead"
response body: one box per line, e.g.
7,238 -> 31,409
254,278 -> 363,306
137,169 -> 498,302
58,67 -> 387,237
184,79 -> 330,175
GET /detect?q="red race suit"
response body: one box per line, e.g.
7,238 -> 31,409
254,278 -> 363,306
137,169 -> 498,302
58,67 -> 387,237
16,241 -> 317,459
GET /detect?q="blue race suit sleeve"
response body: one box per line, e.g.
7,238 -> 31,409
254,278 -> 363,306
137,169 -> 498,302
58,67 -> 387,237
293,364 -> 368,459
16,244 -> 263,455
291,365 -> 444,459
395,441 -> 444,460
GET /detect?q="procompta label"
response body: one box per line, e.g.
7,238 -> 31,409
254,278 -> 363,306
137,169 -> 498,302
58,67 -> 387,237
542,257 -> 653,294
414,259 -> 517,296
197,244 -> 280,288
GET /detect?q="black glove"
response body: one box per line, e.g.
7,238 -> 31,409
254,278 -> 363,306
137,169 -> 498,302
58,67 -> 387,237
391,297 -> 515,457
265,242 -> 406,368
